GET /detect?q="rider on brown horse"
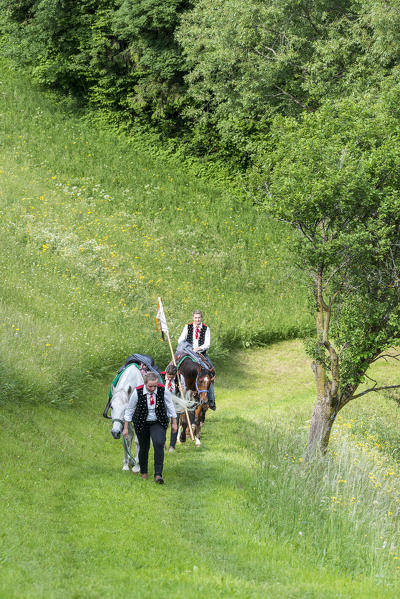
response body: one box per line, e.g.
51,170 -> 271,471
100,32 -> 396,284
177,309 -> 216,410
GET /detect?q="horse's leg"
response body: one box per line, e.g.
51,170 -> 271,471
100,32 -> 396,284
132,431 -> 140,473
179,413 -> 187,443
122,433 -> 130,471
200,406 -> 207,429
194,405 -> 203,447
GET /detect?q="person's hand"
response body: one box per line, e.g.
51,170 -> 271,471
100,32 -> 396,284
122,424 -> 129,437
194,347 -> 200,352
171,421 -> 177,434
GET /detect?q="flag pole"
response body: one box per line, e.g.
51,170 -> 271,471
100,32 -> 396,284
165,330 -> 195,442
157,298 -> 195,442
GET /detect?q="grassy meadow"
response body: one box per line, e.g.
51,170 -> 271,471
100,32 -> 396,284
0,58 -> 310,406
2,342 -> 400,597
2,59 -> 400,597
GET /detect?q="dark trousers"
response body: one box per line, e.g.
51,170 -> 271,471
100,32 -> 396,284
136,421 -> 166,476
169,414 -> 180,448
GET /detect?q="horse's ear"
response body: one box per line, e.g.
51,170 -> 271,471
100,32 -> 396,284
128,386 -> 132,395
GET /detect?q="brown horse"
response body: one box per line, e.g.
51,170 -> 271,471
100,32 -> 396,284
175,356 -> 215,446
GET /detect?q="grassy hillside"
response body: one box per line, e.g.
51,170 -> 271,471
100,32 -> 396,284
2,59 -> 400,598
0,58 -> 311,405
2,341 -> 400,597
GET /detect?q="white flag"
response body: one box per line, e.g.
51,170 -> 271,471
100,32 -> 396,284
155,297 -> 169,337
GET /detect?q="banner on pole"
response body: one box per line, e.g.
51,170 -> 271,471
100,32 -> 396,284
155,297 -> 169,339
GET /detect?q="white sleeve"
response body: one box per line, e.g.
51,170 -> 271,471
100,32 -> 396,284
178,325 -> 188,345
164,389 -> 177,419
201,327 -> 210,351
124,389 -> 138,422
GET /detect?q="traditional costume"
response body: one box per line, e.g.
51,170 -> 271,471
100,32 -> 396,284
177,321 -> 216,410
125,383 -> 177,480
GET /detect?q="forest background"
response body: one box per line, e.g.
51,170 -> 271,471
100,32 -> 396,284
2,0 -> 400,177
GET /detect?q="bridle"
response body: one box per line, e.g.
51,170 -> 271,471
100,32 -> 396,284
103,399 -> 112,419
195,373 -> 211,404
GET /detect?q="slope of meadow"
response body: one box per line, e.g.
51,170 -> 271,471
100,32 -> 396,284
0,59 -> 310,405
2,60 -> 400,598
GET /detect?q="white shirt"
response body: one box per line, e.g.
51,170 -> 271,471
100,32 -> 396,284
165,374 -> 186,395
124,385 -> 177,422
178,323 -> 210,351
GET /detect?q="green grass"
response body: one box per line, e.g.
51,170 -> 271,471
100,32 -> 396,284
2,59 -> 400,597
2,341 -> 400,597
0,58 -> 311,405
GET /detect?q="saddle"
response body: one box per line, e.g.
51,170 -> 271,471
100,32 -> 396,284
175,349 -> 215,376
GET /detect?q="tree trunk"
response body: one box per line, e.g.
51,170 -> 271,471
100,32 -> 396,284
306,270 -> 339,455
307,393 -> 335,455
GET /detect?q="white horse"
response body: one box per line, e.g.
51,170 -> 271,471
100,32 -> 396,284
109,364 -> 143,472
105,364 -> 197,471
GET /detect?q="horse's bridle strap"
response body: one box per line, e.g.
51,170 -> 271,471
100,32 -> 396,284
195,374 -> 210,395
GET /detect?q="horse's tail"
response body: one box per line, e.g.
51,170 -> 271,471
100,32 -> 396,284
171,392 -> 197,414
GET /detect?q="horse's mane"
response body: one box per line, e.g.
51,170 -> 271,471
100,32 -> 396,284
111,386 -> 130,406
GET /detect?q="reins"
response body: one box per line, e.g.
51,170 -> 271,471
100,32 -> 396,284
123,435 -> 136,466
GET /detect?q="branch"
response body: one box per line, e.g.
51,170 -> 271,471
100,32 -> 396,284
351,385 -> 400,401
338,342 -> 349,358
275,217 -> 315,243
300,3 -> 321,35
273,85 -> 313,112
371,353 -> 400,363
364,373 -> 377,387
323,258 -> 351,289
252,46 -> 308,74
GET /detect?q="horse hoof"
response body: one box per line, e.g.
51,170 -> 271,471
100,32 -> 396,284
132,464 -> 140,473
122,464 -> 130,471
195,439 -> 201,447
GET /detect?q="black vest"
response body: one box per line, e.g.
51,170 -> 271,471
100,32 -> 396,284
132,385 -> 169,433
186,323 -> 207,348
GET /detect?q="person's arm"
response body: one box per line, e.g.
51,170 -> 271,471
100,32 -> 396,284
199,326 -> 210,352
178,325 -> 188,345
164,389 -> 177,419
123,389 -> 138,436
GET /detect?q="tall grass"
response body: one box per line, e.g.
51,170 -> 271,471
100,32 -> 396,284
0,59 -> 311,403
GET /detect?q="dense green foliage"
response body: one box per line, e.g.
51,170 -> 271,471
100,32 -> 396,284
251,88 -> 400,451
0,0 -> 191,132
2,0 -> 400,167
262,91 -> 400,392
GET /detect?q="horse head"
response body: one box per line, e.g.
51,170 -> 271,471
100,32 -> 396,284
195,367 -> 213,405
110,385 -> 132,439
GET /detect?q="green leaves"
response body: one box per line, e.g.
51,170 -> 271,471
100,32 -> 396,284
261,92 -> 400,393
